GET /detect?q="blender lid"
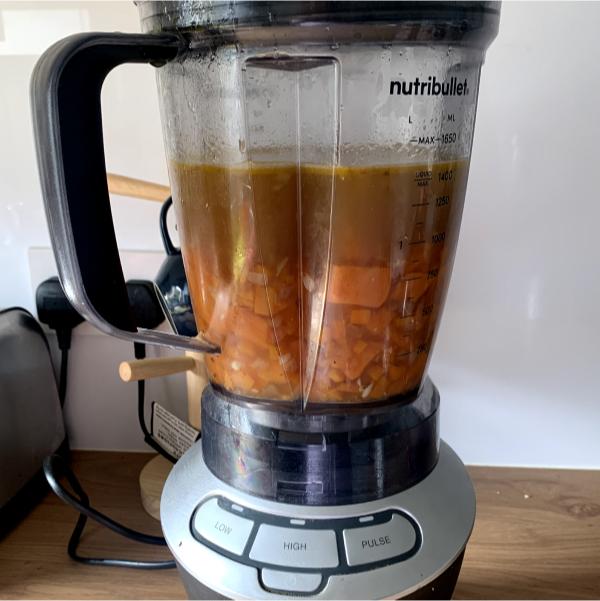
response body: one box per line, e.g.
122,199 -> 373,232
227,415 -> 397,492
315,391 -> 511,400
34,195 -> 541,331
137,1 -> 500,40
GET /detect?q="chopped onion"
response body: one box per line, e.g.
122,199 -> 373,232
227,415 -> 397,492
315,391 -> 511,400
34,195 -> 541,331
251,358 -> 268,370
303,273 -> 315,292
361,381 -> 374,398
247,271 -> 266,285
276,257 -> 289,276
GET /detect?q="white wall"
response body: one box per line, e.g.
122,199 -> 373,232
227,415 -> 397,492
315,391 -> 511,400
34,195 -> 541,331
1,1 -> 598,467
432,1 -> 600,468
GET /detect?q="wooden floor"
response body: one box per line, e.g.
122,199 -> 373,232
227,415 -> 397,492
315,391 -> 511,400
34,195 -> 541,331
1,452 -> 599,599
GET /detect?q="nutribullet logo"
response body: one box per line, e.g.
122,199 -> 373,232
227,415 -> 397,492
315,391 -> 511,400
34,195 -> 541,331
390,76 -> 469,96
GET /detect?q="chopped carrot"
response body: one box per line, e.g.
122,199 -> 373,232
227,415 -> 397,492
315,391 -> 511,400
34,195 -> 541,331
367,364 -> 384,381
266,366 -> 289,385
345,342 -> 380,380
237,283 -> 254,309
353,340 -> 368,354
350,309 -> 371,325
230,371 -> 255,390
366,309 -> 393,335
282,321 -> 299,339
233,338 -> 255,358
267,286 -> 282,312
235,308 -> 273,344
392,334 -> 412,355
391,280 -> 407,301
393,315 -> 418,332
328,368 -> 345,383
405,277 -> 429,301
254,287 -> 271,316
389,364 -> 407,381
328,265 -> 391,308
330,318 -> 346,340
370,377 -> 387,399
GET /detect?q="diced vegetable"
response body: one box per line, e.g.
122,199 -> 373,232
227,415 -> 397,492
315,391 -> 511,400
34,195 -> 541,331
328,368 -> 344,383
254,287 -> 270,316
345,342 -> 380,380
175,159 -> 466,403
350,309 -> 371,325
328,265 -> 391,308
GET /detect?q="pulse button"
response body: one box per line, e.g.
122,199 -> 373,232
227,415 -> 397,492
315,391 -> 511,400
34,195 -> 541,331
343,514 -> 417,566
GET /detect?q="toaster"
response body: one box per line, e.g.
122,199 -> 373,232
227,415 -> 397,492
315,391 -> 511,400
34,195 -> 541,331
0,307 -> 67,536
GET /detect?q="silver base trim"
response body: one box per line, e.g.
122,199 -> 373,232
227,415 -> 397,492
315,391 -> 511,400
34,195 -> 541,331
161,441 -> 475,599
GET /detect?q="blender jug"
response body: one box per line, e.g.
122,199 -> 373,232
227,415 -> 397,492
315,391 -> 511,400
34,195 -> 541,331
32,1 -> 498,411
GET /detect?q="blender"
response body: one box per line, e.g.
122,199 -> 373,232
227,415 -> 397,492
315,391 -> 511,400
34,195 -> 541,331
31,1 -> 500,598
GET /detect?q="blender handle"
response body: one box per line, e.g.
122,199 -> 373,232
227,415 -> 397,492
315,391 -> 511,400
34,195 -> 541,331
31,32 -> 219,353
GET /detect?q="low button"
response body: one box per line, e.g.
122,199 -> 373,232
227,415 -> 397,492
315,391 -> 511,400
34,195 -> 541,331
192,498 -> 254,556
261,569 -> 322,594
250,525 -> 338,569
343,514 -> 417,566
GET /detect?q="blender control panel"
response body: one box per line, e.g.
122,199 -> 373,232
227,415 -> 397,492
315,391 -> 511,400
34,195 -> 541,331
190,496 -> 421,595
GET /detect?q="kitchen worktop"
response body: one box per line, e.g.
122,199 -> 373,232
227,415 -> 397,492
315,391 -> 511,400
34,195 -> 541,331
1,452 -> 599,599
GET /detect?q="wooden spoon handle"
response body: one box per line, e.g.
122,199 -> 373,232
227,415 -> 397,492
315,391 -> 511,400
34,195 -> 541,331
119,356 -> 196,382
107,173 -> 170,202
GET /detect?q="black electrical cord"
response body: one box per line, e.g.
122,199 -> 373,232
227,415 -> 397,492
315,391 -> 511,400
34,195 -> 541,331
43,338 -> 177,569
134,342 -> 180,464
43,454 -> 175,569
47,332 -> 201,570
55,327 -> 73,407
58,348 -> 69,406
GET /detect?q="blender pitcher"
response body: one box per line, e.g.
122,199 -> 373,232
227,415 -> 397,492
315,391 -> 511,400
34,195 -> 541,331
32,0 -> 498,410
32,4 -> 500,597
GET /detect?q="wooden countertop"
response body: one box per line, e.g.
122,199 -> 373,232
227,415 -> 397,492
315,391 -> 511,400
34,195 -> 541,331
1,452 -> 599,599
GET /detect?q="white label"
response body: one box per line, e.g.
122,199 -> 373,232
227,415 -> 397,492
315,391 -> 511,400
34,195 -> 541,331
151,402 -> 199,459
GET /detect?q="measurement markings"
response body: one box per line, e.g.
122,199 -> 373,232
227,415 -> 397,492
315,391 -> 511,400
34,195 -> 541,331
409,136 -> 452,144
402,275 -> 424,281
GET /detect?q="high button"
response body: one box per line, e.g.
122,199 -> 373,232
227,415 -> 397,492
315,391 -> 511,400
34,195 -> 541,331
250,524 -> 338,569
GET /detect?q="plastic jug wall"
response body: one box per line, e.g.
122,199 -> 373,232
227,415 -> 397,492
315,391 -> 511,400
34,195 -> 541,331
144,3 -> 500,409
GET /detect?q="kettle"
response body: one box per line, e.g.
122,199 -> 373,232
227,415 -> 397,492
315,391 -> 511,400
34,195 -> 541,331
155,197 -> 197,337
106,173 -> 196,337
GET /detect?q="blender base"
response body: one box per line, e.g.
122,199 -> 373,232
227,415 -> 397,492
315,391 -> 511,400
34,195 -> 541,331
161,441 -> 475,599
